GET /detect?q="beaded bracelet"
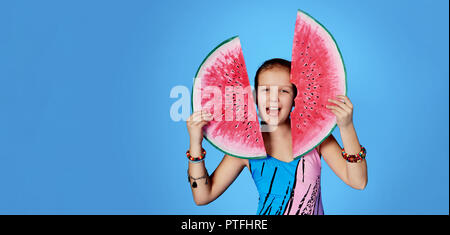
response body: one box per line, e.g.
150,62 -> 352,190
186,148 -> 206,163
341,145 -> 366,163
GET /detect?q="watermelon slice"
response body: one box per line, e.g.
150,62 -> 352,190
290,10 -> 347,159
192,36 -> 267,159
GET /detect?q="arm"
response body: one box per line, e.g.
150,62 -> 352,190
322,95 -> 368,190
188,147 -> 246,205
186,110 -> 247,205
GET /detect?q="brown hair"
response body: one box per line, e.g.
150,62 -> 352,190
254,58 -> 297,105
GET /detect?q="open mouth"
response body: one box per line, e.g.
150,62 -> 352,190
266,107 -> 280,116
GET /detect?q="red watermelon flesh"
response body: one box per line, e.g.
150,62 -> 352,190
192,36 -> 267,159
290,10 -> 347,159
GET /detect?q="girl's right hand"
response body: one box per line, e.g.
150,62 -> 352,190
186,110 -> 213,145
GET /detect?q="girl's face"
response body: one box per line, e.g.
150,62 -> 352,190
257,67 -> 295,126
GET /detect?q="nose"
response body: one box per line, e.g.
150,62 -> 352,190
268,86 -> 279,106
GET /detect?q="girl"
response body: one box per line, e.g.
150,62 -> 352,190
186,58 -> 367,215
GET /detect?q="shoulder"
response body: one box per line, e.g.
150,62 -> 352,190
315,145 -> 321,157
317,134 -> 338,156
320,134 -> 337,146
224,154 -> 250,169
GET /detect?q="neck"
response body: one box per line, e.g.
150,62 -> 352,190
262,119 -> 293,158
262,119 -> 291,142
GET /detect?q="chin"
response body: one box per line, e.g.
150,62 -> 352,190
261,114 -> 290,126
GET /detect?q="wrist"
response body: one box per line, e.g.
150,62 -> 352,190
190,141 -> 202,151
340,122 -> 354,131
190,136 -> 203,146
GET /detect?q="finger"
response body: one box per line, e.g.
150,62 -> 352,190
202,109 -> 212,115
336,95 -> 353,108
329,109 -> 341,117
327,98 -> 351,113
188,112 -> 199,122
191,110 -> 213,123
194,120 -> 210,127
189,112 -> 204,122
201,112 -> 213,121
326,104 -> 345,116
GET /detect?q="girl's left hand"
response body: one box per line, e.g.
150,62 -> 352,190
326,95 -> 353,128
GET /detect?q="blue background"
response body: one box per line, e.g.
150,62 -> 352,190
0,0 -> 448,215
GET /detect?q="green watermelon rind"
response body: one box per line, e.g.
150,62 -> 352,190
191,36 -> 267,160
292,9 -> 348,160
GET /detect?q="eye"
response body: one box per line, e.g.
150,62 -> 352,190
282,89 -> 289,93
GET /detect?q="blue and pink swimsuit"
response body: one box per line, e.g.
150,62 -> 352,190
248,147 -> 324,215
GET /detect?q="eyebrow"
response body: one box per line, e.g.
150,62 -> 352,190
258,85 -> 293,89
